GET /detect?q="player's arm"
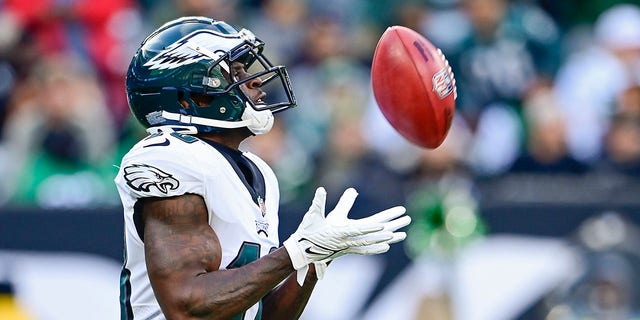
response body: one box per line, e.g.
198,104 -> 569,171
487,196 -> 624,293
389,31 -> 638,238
141,193 -> 296,320
142,188 -> 408,319
261,264 -> 319,320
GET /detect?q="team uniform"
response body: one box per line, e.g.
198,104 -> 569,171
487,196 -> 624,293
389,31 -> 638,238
114,126 -> 280,320
116,16 -> 408,320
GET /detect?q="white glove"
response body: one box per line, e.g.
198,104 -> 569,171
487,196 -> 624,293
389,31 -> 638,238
284,187 -> 411,285
326,188 -> 410,245
284,187 -> 395,285
312,188 -> 411,280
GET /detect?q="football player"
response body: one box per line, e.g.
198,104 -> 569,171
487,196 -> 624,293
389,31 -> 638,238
114,16 -> 410,320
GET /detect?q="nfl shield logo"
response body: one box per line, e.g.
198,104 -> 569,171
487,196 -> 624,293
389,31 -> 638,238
257,196 -> 267,217
432,68 -> 453,99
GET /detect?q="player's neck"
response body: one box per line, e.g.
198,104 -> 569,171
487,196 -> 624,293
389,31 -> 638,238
197,128 -> 253,150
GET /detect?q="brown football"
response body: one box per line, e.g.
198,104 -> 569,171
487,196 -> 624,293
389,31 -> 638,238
371,26 -> 456,149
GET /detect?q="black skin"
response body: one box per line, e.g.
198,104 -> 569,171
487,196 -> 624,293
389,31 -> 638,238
140,62 -> 318,319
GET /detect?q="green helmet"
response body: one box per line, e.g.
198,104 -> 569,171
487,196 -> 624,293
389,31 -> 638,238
126,16 -> 297,134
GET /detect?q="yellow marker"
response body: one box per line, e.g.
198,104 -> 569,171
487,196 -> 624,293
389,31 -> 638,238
0,294 -> 32,320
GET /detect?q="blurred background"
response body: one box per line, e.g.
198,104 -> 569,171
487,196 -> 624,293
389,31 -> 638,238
1,0 -> 640,319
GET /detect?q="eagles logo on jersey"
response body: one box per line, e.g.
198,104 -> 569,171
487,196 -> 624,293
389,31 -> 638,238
123,164 -> 180,194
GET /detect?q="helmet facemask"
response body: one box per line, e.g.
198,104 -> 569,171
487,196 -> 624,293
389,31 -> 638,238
198,34 -> 297,114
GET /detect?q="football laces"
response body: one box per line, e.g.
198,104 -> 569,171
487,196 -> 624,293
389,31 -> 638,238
437,48 -> 457,100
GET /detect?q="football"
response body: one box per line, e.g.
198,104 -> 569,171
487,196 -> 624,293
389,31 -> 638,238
371,25 -> 456,149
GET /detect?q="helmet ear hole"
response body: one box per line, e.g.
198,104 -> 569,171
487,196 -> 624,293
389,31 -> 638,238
177,91 -> 189,109
191,92 -> 215,107
177,91 -> 215,109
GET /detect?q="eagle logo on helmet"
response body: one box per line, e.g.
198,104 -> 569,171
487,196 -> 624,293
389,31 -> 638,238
143,30 -> 226,70
124,164 -> 180,194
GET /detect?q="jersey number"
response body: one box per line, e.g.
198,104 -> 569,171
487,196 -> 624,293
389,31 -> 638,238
143,131 -> 197,146
227,242 -> 276,320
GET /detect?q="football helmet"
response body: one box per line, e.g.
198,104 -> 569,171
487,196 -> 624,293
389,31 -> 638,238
126,16 -> 297,134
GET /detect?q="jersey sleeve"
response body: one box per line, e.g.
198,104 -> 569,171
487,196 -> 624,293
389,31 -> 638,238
115,135 -> 206,200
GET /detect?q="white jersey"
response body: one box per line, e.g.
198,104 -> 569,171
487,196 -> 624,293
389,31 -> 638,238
114,126 -> 280,320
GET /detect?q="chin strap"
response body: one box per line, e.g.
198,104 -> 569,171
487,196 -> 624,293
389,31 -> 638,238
159,103 -> 273,135
241,102 -> 274,135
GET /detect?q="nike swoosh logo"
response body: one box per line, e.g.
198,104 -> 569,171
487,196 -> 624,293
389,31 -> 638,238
143,138 -> 170,148
305,247 -> 326,256
299,238 -> 337,256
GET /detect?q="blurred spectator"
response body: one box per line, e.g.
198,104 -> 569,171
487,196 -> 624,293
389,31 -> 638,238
603,86 -> 640,175
616,84 -> 640,116
553,4 -> 640,163
1,54 -> 118,208
3,0 -> 143,127
446,0 -> 562,176
0,12 -> 39,138
417,1 -> 471,55
147,0 -> 238,28
406,118 -> 474,190
285,17 -> 358,157
245,0 -> 307,66
543,213 -> 640,319
509,88 -> 587,174
467,103 -> 523,175
450,0 -> 561,122
540,0 -> 640,31
0,13 -> 20,138
311,114 -> 406,210
362,95 -> 425,174
0,13 -> 32,202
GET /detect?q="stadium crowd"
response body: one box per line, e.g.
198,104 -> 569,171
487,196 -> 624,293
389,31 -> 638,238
2,0 -> 640,254
0,0 -> 639,215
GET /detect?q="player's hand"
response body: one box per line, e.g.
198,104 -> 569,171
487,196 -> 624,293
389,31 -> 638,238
283,187 -> 411,284
312,188 -> 411,280
284,187 -> 393,268
326,188 -> 410,246
284,187 -> 394,284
